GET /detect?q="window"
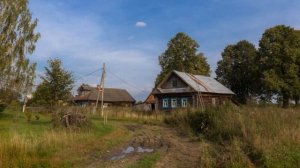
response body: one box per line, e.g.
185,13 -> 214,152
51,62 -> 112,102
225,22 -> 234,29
171,98 -> 177,108
212,98 -> 216,107
163,99 -> 168,108
181,98 -> 188,107
172,80 -> 177,87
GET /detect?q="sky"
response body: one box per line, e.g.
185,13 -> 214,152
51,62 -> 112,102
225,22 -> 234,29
28,0 -> 300,101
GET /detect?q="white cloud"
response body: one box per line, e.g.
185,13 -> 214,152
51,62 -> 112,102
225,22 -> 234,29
29,2 -> 158,100
135,21 -> 147,28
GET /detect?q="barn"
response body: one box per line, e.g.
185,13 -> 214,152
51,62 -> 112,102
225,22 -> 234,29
148,70 -> 234,111
74,84 -> 135,107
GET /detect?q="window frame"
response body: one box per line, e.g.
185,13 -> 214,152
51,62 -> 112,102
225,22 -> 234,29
162,98 -> 168,109
181,98 -> 188,108
212,98 -> 216,107
171,98 -> 177,108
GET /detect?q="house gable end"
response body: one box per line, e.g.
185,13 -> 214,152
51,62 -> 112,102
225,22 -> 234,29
161,73 -> 189,89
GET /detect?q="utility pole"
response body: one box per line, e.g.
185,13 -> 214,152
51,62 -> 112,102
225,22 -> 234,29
101,64 -> 106,124
95,63 -> 107,124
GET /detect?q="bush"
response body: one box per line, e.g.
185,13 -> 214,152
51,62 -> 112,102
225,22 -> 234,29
24,111 -> 32,122
8,100 -> 21,113
52,107 -> 92,129
164,104 -> 243,142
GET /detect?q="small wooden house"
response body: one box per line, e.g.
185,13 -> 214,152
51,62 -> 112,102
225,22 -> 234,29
74,84 -> 135,107
149,70 -> 234,110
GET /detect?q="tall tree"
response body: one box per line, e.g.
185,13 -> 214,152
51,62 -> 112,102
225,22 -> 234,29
0,0 -> 40,104
30,82 -> 52,106
216,40 -> 259,104
33,59 -> 74,107
293,30 -> 300,106
155,32 -> 210,85
258,25 -> 300,108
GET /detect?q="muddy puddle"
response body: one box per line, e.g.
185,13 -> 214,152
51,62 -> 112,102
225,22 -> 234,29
110,146 -> 154,160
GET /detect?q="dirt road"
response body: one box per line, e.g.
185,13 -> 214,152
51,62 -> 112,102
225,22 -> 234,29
87,122 -> 201,168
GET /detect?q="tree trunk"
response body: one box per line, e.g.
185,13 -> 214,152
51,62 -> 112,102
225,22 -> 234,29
282,92 -> 289,108
295,97 -> 299,107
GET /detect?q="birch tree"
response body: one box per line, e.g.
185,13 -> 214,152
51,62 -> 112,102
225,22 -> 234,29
0,0 -> 40,105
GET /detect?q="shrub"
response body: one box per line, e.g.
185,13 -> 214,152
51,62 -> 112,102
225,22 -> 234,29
8,100 -> 21,113
52,107 -> 92,129
164,104 -> 243,142
35,114 -> 40,120
24,111 -> 32,122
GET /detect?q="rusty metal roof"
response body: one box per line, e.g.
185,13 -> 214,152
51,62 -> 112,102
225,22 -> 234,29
173,70 -> 234,94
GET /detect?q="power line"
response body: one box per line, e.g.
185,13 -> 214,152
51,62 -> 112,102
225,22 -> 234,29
75,68 -> 102,81
106,68 -> 150,93
32,67 -> 103,87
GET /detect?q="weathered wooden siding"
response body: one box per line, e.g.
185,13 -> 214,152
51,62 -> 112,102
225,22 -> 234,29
155,92 -> 232,110
156,93 -> 193,110
161,74 -> 188,89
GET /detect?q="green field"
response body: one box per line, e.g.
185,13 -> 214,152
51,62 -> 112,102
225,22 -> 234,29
0,106 -> 299,168
0,110 -> 130,168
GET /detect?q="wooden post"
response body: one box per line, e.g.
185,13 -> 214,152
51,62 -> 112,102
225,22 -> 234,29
101,63 -> 106,124
94,63 -> 107,124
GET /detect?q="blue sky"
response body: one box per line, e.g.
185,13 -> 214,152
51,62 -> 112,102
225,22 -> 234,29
29,0 -> 300,101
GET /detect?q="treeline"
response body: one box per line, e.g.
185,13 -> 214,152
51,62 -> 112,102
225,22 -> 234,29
155,25 -> 300,108
216,25 -> 300,107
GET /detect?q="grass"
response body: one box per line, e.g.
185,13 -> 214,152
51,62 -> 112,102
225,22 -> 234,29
164,104 -> 300,167
128,152 -> 161,168
0,109 -> 123,168
1,105 -> 299,167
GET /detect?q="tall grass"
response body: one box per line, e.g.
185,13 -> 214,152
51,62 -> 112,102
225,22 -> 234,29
0,110 -> 114,168
164,105 -> 300,167
1,131 -> 73,167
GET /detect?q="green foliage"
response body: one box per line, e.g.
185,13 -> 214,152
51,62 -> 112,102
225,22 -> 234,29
8,100 -> 22,113
30,82 -> 52,106
31,58 -> 74,107
0,0 -> 39,103
0,88 -> 22,109
155,32 -> 210,85
216,40 -> 259,104
165,104 -> 242,142
258,25 -> 300,108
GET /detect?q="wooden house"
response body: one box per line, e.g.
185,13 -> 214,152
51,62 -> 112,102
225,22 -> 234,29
74,84 -> 135,107
149,70 -> 234,111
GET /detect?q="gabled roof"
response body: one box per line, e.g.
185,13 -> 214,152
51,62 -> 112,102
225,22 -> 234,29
74,85 -> 135,103
156,70 -> 234,95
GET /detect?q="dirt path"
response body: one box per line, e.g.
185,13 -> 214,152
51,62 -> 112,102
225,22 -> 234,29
153,126 -> 201,168
87,123 -> 201,168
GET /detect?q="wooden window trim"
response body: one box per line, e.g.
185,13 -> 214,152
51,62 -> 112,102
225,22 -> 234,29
163,98 -> 168,109
181,98 -> 188,108
171,98 -> 177,108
